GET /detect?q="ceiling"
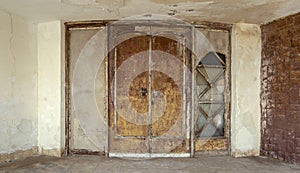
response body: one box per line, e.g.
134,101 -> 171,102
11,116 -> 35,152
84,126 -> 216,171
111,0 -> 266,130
0,0 -> 299,24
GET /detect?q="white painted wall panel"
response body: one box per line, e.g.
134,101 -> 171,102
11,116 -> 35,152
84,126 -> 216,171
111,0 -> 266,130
37,21 -> 63,156
231,23 -> 261,157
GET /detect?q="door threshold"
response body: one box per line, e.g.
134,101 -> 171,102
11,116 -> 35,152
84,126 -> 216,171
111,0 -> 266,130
109,153 -> 190,158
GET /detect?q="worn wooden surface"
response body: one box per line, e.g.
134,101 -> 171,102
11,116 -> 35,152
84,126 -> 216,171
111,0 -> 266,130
109,35 -> 150,153
108,26 -> 189,154
195,138 -> 227,151
66,21 -> 231,156
193,28 -> 230,152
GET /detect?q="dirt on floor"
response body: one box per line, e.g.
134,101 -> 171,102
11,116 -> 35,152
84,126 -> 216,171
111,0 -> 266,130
0,155 -> 299,173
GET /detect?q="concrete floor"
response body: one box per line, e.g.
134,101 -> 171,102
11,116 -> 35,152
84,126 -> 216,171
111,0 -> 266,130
0,155 -> 299,173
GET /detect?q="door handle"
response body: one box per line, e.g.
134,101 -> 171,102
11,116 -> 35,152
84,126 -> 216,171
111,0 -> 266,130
141,88 -> 147,96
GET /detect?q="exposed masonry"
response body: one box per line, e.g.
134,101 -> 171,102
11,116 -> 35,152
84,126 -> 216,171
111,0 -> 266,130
260,12 -> 300,164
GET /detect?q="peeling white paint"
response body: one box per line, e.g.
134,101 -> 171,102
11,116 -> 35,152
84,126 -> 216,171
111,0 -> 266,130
69,28 -> 108,153
0,0 -> 299,24
231,23 -> 261,157
0,2 -> 275,158
37,21 -> 64,155
0,10 -> 38,154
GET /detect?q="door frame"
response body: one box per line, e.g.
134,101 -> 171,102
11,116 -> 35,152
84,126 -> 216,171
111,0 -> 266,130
65,21 -> 111,155
107,26 -> 192,157
64,20 -> 232,156
192,24 -> 232,156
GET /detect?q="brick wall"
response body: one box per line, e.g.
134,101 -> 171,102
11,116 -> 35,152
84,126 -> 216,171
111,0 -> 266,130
261,12 -> 300,164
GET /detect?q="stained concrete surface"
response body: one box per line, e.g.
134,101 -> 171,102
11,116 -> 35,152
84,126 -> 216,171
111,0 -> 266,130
1,0 -> 300,24
0,155 -> 299,173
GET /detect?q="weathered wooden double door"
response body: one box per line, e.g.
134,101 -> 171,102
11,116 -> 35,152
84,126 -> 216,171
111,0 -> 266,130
108,24 -> 191,157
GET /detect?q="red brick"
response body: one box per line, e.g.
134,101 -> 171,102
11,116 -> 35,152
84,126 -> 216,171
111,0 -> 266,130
261,12 -> 300,164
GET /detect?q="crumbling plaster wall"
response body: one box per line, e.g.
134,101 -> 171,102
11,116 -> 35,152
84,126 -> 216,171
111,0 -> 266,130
37,21 -> 263,157
0,12 -> 263,158
37,21 -> 65,156
0,10 -> 64,161
0,10 -> 38,158
231,23 -> 261,157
